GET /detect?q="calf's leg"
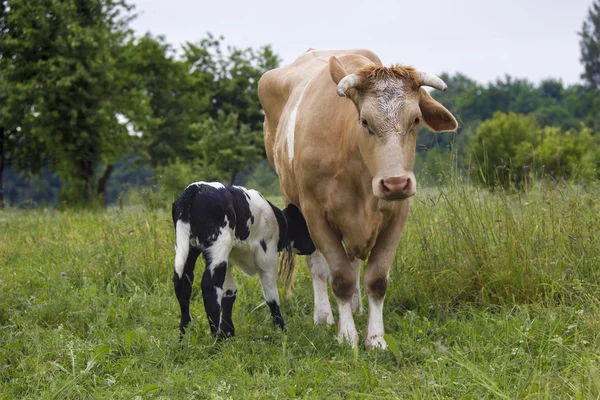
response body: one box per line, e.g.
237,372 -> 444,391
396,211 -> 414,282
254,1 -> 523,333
173,247 -> 200,337
219,266 -> 237,338
201,234 -> 232,337
258,264 -> 285,330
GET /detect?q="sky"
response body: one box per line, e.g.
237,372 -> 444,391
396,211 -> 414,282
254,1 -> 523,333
130,0 -> 594,86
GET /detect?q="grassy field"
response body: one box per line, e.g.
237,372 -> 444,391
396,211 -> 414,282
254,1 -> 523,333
1,182 -> 600,399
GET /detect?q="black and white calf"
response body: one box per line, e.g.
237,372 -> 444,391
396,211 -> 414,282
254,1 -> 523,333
172,182 -> 315,338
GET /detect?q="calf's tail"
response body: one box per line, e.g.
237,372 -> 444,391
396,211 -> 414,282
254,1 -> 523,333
174,220 -> 191,278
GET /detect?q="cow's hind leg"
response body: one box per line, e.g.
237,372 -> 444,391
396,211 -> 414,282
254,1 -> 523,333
219,266 -> 237,338
307,251 -> 334,326
173,247 -> 200,337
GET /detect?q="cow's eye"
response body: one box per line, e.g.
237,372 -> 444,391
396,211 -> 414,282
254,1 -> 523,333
414,117 -> 421,125
361,118 -> 369,128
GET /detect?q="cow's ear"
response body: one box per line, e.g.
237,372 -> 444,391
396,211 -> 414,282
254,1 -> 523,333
329,56 -> 347,85
419,88 -> 458,132
329,56 -> 361,106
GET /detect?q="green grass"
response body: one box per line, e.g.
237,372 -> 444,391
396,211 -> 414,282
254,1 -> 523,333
1,182 -> 600,399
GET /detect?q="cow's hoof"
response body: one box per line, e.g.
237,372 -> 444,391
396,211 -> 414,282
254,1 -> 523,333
365,335 -> 387,350
337,326 -> 359,348
314,310 -> 335,326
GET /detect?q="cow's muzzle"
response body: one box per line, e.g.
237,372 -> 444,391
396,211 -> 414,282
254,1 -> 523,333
377,176 -> 416,200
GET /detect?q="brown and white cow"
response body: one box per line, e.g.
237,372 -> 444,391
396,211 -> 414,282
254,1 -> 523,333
258,49 -> 457,349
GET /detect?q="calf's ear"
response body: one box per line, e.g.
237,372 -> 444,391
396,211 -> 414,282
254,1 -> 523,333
419,88 -> 458,132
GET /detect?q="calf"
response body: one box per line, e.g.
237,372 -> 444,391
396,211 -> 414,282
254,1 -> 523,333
172,181 -> 315,338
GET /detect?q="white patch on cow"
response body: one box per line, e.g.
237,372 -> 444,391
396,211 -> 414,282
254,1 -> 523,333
285,71 -> 321,165
174,220 -> 191,278
228,189 -> 279,278
223,266 -> 237,295
187,181 -> 225,190
206,220 -> 232,308
337,300 -> 359,348
365,294 -> 387,350
258,270 -> 279,304
307,251 -> 334,325
374,79 -> 406,131
207,217 -> 233,264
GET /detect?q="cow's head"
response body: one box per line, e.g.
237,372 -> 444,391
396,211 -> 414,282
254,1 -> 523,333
329,57 -> 457,200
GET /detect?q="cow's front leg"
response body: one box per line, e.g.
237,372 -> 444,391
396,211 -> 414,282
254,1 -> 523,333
304,208 -> 358,347
364,202 -> 410,350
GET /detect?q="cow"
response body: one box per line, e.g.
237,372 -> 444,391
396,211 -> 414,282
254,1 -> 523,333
258,49 -> 458,349
171,182 -> 315,339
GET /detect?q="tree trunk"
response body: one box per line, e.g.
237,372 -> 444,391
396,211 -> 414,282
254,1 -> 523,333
229,169 -> 237,186
97,164 -> 114,208
0,128 -> 4,210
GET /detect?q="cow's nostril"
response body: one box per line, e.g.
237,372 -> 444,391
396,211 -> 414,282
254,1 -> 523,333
380,179 -> 390,194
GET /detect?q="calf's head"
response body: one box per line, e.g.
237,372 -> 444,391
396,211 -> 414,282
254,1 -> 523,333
329,57 -> 458,200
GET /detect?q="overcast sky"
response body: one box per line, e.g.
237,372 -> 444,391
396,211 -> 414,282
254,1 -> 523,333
130,0 -> 593,86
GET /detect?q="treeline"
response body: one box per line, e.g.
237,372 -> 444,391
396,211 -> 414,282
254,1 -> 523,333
418,72 -> 600,187
1,0 -> 599,208
0,0 -> 278,208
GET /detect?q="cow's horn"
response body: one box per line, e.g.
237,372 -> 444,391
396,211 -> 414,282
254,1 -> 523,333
417,72 -> 448,91
337,74 -> 364,97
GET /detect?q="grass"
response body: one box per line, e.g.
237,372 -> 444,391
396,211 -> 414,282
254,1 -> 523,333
1,182 -> 600,399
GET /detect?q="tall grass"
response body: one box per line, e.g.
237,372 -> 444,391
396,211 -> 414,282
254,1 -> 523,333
1,180 -> 600,398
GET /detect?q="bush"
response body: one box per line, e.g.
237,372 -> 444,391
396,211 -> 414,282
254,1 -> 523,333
535,125 -> 600,181
466,112 -> 540,189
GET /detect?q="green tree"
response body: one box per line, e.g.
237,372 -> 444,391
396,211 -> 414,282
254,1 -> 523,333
580,0 -> 600,89
125,34 -> 195,166
0,0 -> 149,207
466,112 -> 540,189
188,111 -> 264,185
139,34 -> 279,178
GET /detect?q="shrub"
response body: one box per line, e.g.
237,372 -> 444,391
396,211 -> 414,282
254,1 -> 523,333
466,112 -> 539,189
535,125 -> 600,181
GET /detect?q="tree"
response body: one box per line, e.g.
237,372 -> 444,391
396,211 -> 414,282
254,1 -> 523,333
580,0 -> 600,89
188,111 -> 264,185
125,34 -> 194,166
466,112 -> 540,189
0,0 -> 149,207
137,33 -> 280,176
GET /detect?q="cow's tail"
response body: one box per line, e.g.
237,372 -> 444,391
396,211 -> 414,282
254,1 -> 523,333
278,248 -> 296,299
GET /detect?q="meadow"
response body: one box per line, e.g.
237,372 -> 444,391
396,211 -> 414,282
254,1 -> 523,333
1,182 -> 600,399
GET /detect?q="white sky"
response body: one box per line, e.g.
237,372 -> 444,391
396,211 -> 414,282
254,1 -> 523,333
130,0 -> 593,86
